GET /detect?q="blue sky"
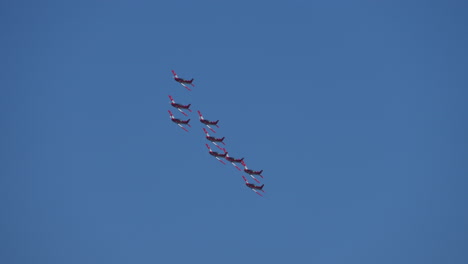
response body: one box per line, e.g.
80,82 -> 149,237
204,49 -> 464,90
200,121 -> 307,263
1,1 -> 467,263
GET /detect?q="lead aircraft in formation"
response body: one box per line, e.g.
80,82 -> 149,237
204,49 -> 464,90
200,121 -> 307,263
172,70 -> 194,91
167,70 -> 266,196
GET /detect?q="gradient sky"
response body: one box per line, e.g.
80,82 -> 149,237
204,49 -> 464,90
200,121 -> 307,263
1,1 -> 467,263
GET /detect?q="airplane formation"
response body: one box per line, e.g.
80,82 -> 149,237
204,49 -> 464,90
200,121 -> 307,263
168,70 -> 266,197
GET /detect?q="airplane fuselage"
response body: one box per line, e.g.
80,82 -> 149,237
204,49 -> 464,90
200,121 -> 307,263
172,119 -> 189,124
245,169 -> 262,175
246,183 -> 263,190
174,78 -> 192,84
207,136 -> 223,142
201,120 -> 217,125
210,152 -> 226,158
172,103 -> 189,109
209,152 -> 226,157
226,157 -> 243,163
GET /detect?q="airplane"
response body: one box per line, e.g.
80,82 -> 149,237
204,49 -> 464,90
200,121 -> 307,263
197,110 -> 219,133
205,143 -> 227,165
203,128 -> 225,150
171,70 -> 194,91
168,95 -> 192,116
242,175 -> 265,197
225,153 -> 244,164
224,152 -> 249,174
241,160 -> 264,178
168,110 -> 191,132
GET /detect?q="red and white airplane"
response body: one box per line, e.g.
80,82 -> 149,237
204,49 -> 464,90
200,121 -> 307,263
224,152 -> 251,176
205,143 -> 227,165
168,95 -> 192,116
241,160 -> 264,178
225,153 -> 243,164
203,128 -> 225,150
171,70 -> 194,91
197,111 -> 219,133
168,110 -> 191,132
242,175 -> 265,197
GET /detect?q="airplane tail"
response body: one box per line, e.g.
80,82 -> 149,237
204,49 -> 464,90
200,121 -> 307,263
260,184 -> 264,189
221,137 -> 225,141
259,170 -> 263,174
187,104 -> 191,108
189,78 -> 194,83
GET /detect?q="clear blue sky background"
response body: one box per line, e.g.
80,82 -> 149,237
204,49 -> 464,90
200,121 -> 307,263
1,1 -> 467,263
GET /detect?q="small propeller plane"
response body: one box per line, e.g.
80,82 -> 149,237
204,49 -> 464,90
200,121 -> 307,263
224,153 -> 250,176
225,153 -> 243,164
242,175 -> 265,197
205,144 -> 227,165
168,110 -> 191,132
197,110 -> 219,133
202,128 -> 225,150
171,70 -> 194,91
241,160 -> 264,178
168,95 -> 192,116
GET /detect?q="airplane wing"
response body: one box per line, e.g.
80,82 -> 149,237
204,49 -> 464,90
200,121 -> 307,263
229,162 -> 242,172
215,157 -> 226,165
179,82 -> 192,91
168,110 -> 174,118
242,175 -> 249,183
205,143 -> 211,150
205,125 -> 216,133
211,141 -> 224,151
168,95 -> 175,103
177,108 -> 188,117
251,189 -> 263,197
197,110 -> 204,120
248,174 -> 261,184
177,124 -> 189,132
